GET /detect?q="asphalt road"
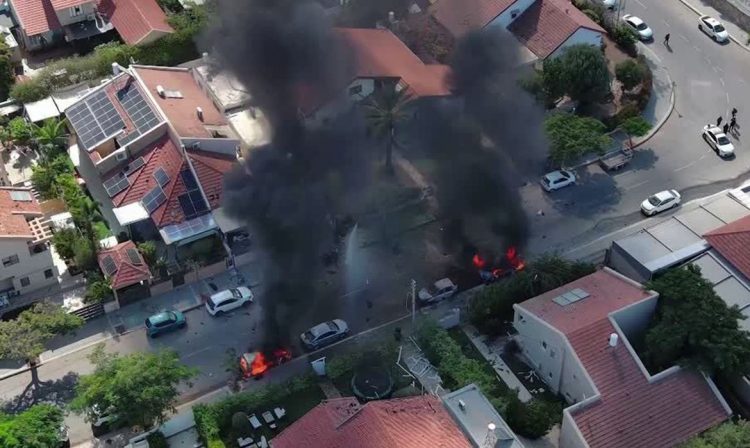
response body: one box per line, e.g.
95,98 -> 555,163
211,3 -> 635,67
524,0 -> 750,256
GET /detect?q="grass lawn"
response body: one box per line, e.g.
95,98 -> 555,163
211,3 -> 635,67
93,221 -> 111,240
221,384 -> 325,447
447,328 -> 509,393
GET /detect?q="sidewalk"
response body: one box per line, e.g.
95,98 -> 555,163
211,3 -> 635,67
675,0 -> 750,51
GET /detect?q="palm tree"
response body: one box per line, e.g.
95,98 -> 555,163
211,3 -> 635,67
32,118 -> 67,151
364,86 -> 413,172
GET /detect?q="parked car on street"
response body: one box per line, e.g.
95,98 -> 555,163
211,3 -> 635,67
699,15 -> 729,42
541,169 -> 576,192
300,319 -> 349,350
206,286 -> 254,316
702,124 -> 734,157
641,190 -> 681,216
90,405 -> 118,437
623,14 -> 653,40
418,278 -> 458,304
145,310 -> 186,338
601,0 -> 617,9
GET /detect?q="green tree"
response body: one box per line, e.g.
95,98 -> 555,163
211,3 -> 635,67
620,115 -> 652,148
682,420 -> 750,448
615,59 -> 646,92
540,57 -> 567,104
30,153 -> 72,199
71,347 -> 197,429
137,241 -> 158,267
544,113 -> 611,166
84,276 -> 112,304
644,265 -> 750,375
51,228 -> 82,261
73,236 -> 96,271
364,86 -> 413,172
0,404 -> 66,448
31,118 -> 67,150
8,117 -> 32,145
504,394 -> 562,439
542,44 -> 611,105
0,40 -> 15,101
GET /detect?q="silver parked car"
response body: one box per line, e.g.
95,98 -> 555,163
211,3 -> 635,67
418,278 -> 458,304
300,319 -> 349,350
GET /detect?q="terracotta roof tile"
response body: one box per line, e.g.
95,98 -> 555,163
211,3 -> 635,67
98,0 -> 172,45
518,269 -> 730,448
509,0 -> 605,59
272,396 -> 471,448
431,0 -> 516,37
97,240 -> 151,289
11,0 -> 62,35
50,0 -> 89,10
186,149 -> 235,210
133,66 -> 228,138
704,215 -> 750,280
0,188 -> 42,238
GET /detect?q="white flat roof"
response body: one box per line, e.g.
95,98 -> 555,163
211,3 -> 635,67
25,97 -> 60,123
113,202 -> 150,226
52,83 -> 93,113
194,63 -> 251,111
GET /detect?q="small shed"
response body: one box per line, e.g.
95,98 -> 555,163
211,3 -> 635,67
97,240 -> 152,306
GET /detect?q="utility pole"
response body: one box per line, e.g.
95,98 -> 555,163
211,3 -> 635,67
410,279 -> 417,324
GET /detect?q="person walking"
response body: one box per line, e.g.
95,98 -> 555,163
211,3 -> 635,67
732,107 -> 738,118
717,116 -> 723,126
730,116 -> 737,131
724,123 -> 730,134
664,33 -> 671,45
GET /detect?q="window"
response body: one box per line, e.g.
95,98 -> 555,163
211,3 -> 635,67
2,254 -> 19,267
44,269 -> 54,279
348,85 -> 363,96
70,5 -> 83,17
20,277 -> 30,287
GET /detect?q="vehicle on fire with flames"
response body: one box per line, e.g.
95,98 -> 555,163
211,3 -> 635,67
473,247 -> 526,284
145,310 -> 186,338
206,286 -> 254,316
300,319 -> 350,350
418,278 -> 458,304
240,348 -> 292,379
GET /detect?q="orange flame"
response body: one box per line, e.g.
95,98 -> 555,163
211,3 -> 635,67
250,352 -> 271,377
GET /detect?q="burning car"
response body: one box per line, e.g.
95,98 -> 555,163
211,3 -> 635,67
418,278 -> 458,304
473,247 -> 526,283
240,348 -> 292,380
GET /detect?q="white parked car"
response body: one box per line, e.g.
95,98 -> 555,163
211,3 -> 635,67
601,0 -> 617,9
641,190 -> 681,216
418,278 -> 458,304
623,14 -> 653,40
206,286 -> 254,316
300,319 -> 349,350
541,169 -> 576,192
702,125 -> 734,157
699,15 -> 729,42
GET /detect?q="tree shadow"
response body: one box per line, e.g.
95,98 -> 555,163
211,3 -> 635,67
547,168 -> 623,218
1,371 -> 79,414
622,147 -> 659,172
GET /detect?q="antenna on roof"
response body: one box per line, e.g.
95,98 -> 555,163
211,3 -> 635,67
608,333 -> 619,348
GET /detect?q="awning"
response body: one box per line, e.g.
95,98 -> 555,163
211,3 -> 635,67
160,213 -> 218,245
212,207 -> 246,234
24,97 -> 60,123
113,202 -> 150,226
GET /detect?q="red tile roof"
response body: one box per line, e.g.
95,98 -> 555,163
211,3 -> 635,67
11,0 -> 62,36
704,215 -> 750,280
518,269 -> 730,448
133,66 -> 228,138
0,188 -> 42,238
337,28 -> 451,97
98,0 -> 172,45
272,396 -> 472,448
509,0 -> 605,58
97,240 -> 151,289
187,149 -> 235,210
50,0 -> 89,10
431,0 -> 516,37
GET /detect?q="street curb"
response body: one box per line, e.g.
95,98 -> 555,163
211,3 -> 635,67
675,0 -> 750,53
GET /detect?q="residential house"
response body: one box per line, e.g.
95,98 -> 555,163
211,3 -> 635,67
66,63 -> 240,265
303,27 -> 452,125
431,0 -> 605,60
271,395 -> 473,448
96,239 -> 150,305
0,187 -> 58,304
513,268 -> 731,448
8,0 -> 170,51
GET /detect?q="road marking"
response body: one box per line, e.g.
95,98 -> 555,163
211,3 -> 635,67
623,180 -> 650,191
727,92 -> 730,104
680,34 -> 689,42
693,45 -> 702,52
661,19 -> 671,28
720,77 -> 725,87
674,158 -> 702,172
634,0 -> 647,8
182,346 -> 215,359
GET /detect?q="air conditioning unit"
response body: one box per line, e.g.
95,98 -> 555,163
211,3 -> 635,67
115,152 -> 127,162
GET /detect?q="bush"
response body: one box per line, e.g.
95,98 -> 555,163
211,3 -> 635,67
137,241 -> 157,267
615,59 -> 646,91
51,228 -> 81,261
604,101 -> 640,131
504,394 -> 562,439
582,9 -> 602,23
146,432 -> 168,448
84,277 -> 112,304
610,24 -> 639,56
8,117 -> 31,144
10,81 -> 50,104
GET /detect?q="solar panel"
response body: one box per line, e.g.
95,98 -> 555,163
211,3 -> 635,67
117,83 -> 160,134
104,175 -> 130,197
153,168 -> 170,188
9,190 -> 32,201
180,169 -> 198,190
123,157 -> 145,176
160,214 -> 217,245
126,248 -> 142,265
101,255 -> 118,276
178,190 -> 209,220
66,90 -> 126,151
142,186 -> 167,214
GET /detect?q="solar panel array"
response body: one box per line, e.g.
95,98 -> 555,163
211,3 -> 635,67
153,167 -> 170,188
178,169 -> 208,220
9,190 -> 32,202
101,255 -> 118,276
126,248 -> 142,265
104,174 -> 130,198
123,157 -> 145,176
161,214 -> 217,245
142,186 -> 167,214
67,90 -> 126,150
552,288 -> 590,307
118,83 -> 160,135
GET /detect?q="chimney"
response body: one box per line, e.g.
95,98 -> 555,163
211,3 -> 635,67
458,399 -> 466,411
156,85 -> 165,98
111,63 -> 119,76
608,333 -> 619,347
196,107 -> 204,121
388,11 -> 395,23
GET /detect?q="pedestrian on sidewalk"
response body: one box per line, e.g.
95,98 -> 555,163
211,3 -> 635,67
664,33 -> 670,45
732,107 -> 738,118
717,116 -> 723,126
723,123 -> 730,134
730,116 -> 737,131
